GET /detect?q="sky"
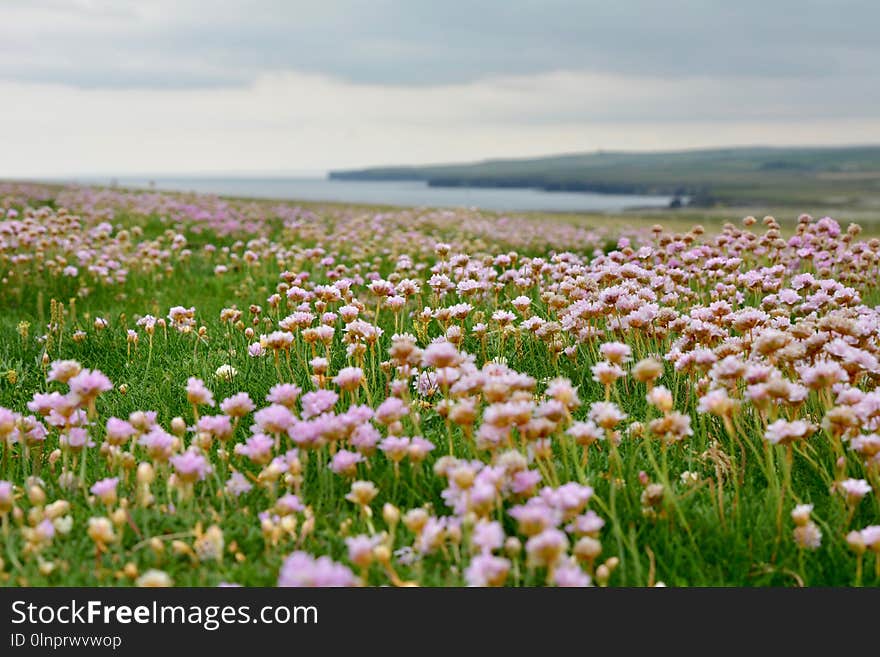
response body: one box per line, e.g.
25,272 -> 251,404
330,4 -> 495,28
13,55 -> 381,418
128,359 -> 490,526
1,0 -> 878,177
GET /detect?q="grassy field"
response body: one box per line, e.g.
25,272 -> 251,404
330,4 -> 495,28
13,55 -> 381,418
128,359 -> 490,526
331,145 -> 880,210
0,181 -> 878,587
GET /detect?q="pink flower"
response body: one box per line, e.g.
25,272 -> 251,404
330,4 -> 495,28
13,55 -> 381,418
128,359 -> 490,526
138,427 -> 175,461
186,377 -> 214,407
266,383 -> 302,408
553,560 -> 592,587
68,369 -> 112,405
465,553 -> 510,586
330,449 -> 364,477
301,390 -> 338,419
90,477 -> 119,504
47,360 -> 82,384
277,551 -> 356,587
105,417 -> 135,445
253,404 -> 295,434
220,392 -> 255,417
235,433 -> 275,464
225,471 -> 253,497
332,367 -> 365,391
170,448 -> 212,483
472,520 -> 505,553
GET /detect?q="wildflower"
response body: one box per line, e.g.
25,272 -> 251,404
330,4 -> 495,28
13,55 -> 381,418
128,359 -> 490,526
68,369 -> 112,406
87,517 -> 116,546
632,357 -> 663,386
105,417 -> 135,445
186,377 -> 215,407
278,551 -> 356,587
465,553 -> 511,586
837,478 -> 872,504
301,390 -> 338,419
136,570 -> 173,587
47,360 -> 82,384
214,364 -> 238,381
266,383 -> 302,408
646,386 -> 674,412
346,480 -> 379,507
220,392 -> 255,417
764,420 -> 816,446
525,528 -> 568,568
90,477 -> 119,506
472,520 -> 505,553
333,366 -> 365,391
254,404 -> 295,435
225,471 -> 253,497
599,342 -> 632,365
0,480 -> 13,514
330,450 -> 364,477
170,448 -> 212,483
380,436 -> 411,463
235,433 -> 275,465
591,362 -> 625,386
346,534 -> 379,569
553,560 -> 592,587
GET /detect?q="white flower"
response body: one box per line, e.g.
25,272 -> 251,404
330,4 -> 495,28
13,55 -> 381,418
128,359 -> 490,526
53,515 -> 74,535
214,364 -> 238,381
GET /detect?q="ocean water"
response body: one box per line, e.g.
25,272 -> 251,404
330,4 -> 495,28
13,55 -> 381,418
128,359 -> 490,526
94,177 -> 675,213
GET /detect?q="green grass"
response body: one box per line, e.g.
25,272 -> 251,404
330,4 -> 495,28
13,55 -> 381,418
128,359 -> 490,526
0,187 -> 878,587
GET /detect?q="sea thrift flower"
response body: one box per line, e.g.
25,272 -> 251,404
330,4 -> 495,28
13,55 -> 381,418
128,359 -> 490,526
525,528 -> 569,568
186,377 -> 215,407
225,471 -> 253,497
47,360 -> 82,384
220,392 -> 255,417
330,450 -> 364,477
105,417 -> 135,445
301,390 -> 339,419
465,553 -> 511,586
90,477 -> 119,506
68,369 -> 112,407
266,383 -> 302,408
838,478 -> 872,504
170,448 -> 212,483
278,551 -> 356,587
764,420 -> 816,446
0,480 -> 13,514
333,367 -> 365,391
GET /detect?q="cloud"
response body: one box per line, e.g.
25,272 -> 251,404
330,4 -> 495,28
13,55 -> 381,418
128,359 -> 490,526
2,69 -> 878,176
1,0 -> 878,89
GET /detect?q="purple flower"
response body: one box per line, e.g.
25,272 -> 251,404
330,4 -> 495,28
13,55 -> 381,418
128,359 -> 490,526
300,390 -> 338,419
138,427 -> 175,461
330,449 -> 364,476
68,369 -> 113,405
471,520 -> 505,553
90,477 -> 119,503
220,392 -> 255,417
225,471 -> 253,497
553,560 -> 592,587
253,404 -> 295,434
277,551 -> 357,587
0,480 -> 13,512
105,417 -> 135,445
234,433 -> 275,464
170,448 -> 212,483
464,553 -> 510,587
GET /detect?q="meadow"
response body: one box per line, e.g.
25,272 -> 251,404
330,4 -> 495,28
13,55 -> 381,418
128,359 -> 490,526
0,181 -> 878,587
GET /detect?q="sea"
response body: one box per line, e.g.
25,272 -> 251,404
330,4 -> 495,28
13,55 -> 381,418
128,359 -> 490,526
78,177 -> 676,213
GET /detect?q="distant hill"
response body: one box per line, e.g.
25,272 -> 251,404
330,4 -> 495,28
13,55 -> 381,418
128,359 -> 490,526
329,145 -> 880,207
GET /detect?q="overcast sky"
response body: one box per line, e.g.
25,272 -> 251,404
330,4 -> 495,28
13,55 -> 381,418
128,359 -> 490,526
1,0 -> 878,177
